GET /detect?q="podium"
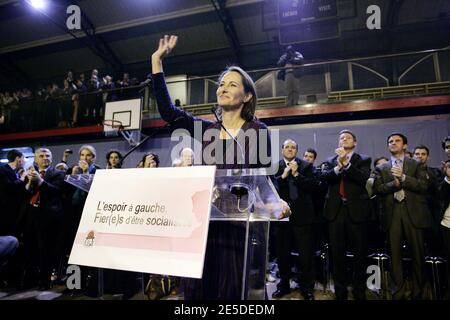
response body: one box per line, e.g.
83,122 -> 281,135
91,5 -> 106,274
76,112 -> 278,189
65,168 -> 282,300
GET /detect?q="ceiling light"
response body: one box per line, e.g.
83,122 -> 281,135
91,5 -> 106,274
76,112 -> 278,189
28,0 -> 47,10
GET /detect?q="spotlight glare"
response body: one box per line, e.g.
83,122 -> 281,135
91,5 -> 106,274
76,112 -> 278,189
29,0 -> 46,9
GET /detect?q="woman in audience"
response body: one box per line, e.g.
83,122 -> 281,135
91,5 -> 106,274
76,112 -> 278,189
105,149 -> 123,169
141,153 -> 160,168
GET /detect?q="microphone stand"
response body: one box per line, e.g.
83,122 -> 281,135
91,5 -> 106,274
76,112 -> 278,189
120,116 -> 183,166
211,107 -> 254,300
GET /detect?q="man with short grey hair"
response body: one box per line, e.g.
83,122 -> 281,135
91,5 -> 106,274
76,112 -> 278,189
23,147 -> 65,290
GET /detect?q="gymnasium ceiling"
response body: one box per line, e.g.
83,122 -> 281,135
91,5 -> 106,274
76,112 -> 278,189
0,0 -> 449,89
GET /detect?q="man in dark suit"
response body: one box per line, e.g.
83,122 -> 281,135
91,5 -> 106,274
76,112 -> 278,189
321,130 -> 371,300
413,145 -> 444,256
23,147 -> 65,290
437,160 -> 450,299
303,148 -> 328,261
272,139 -> 318,300
0,149 -> 26,237
373,133 -> 430,300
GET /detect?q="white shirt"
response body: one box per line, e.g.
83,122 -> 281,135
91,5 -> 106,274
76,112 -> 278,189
284,158 -> 295,166
390,156 -> 405,169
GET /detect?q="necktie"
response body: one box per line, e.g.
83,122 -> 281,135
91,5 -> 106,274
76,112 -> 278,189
287,163 -> 298,201
393,160 -> 405,202
30,171 -> 45,206
338,156 -> 347,200
288,176 -> 298,201
339,176 -> 346,200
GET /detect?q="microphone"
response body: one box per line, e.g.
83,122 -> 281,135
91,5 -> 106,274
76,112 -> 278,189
211,106 -> 248,198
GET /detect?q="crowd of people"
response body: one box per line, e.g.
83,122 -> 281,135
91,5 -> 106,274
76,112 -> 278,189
0,144 -> 195,297
270,133 -> 450,301
0,69 -> 148,132
0,134 -> 449,300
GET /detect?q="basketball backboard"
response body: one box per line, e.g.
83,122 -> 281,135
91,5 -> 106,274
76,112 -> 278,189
104,98 -> 142,134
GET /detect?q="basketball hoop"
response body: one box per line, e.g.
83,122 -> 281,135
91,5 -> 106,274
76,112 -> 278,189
103,99 -> 145,146
103,119 -> 123,137
103,118 -> 145,146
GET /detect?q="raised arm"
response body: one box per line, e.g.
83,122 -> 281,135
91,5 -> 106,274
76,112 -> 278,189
151,35 -> 178,75
150,35 -> 212,136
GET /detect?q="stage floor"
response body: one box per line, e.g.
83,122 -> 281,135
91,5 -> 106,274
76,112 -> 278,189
0,280 -> 385,300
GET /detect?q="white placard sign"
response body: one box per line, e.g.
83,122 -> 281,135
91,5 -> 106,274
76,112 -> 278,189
68,166 -> 216,278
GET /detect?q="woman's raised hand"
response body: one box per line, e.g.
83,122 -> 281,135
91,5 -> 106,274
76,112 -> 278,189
152,35 -> 178,61
151,35 -> 178,74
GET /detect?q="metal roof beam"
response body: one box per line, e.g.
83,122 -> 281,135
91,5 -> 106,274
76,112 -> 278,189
211,0 -> 241,64
58,0 -> 123,72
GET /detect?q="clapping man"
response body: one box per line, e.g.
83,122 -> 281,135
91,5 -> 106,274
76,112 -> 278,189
321,130 -> 372,300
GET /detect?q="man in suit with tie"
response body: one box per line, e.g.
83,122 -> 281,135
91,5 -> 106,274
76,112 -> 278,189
0,149 -> 26,237
373,133 -> 430,299
272,139 -> 318,300
23,147 -> 65,290
321,130 -> 372,300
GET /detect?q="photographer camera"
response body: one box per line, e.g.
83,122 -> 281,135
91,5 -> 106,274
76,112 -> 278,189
277,45 -> 304,106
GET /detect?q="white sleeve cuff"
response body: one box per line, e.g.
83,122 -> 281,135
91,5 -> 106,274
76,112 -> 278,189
334,166 -> 341,175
